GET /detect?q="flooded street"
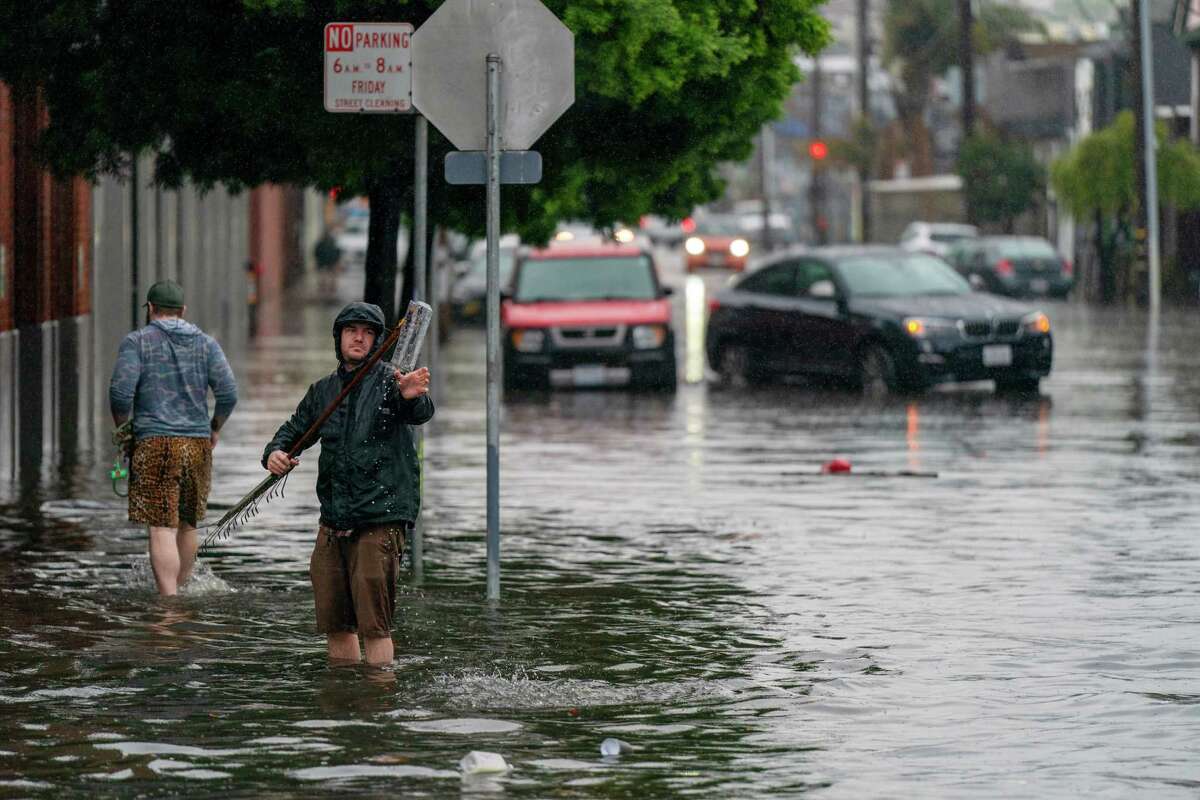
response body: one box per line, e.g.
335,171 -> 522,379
2,257 -> 1199,797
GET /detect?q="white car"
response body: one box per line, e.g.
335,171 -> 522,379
335,216 -> 407,267
336,216 -> 370,266
899,222 -> 979,259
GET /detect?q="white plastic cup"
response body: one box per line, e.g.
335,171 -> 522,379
459,750 -> 509,775
600,738 -> 633,757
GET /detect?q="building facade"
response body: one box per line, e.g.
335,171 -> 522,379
1,82 -> 311,488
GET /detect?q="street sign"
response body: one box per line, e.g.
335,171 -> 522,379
444,150 -> 542,185
410,0 -> 574,151
323,22 -> 414,113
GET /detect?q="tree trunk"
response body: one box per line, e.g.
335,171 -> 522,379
364,175 -> 404,326
1096,211 -> 1116,304
893,78 -> 934,177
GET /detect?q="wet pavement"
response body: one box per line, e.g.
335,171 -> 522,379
1,254 -> 1199,797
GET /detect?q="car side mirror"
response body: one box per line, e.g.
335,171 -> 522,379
661,286 -> 675,297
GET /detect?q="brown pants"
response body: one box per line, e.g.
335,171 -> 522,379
309,524 -> 405,638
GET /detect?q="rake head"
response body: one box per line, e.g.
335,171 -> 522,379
201,471 -> 290,550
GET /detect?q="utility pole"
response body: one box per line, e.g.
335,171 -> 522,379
760,125 -> 774,253
959,0 -> 976,142
1130,0 -> 1159,308
809,56 -> 827,245
857,0 -> 873,243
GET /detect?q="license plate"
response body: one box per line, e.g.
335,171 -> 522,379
1030,278 -> 1049,294
572,365 -> 607,387
982,344 -> 1012,367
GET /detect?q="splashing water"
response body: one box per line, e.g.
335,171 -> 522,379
128,558 -> 235,596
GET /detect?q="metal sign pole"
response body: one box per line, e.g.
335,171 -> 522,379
1138,0 -> 1161,316
412,114 -> 428,579
485,53 -> 502,601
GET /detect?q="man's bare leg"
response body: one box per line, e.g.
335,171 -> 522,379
148,526 -> 182,596
327,632 -> 361,662
364,636 -> 394,666
177,524 -> 198,587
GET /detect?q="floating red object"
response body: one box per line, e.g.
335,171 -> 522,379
821,458 -> 852,473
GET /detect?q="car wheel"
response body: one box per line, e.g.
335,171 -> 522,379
858,343 -> 898,398
995,376 -> 1040,394
718,344 -> 757,388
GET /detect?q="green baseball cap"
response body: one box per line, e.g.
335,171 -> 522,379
145,280 -> 185,308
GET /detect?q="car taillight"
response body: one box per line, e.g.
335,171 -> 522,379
996,259 -> 1014,276
708,298 -> 721,314
1062,259 -> 1073,277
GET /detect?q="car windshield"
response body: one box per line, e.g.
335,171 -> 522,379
515,255 -> 658,302
993,239 -> 1058,259
837,253 -> 971,297
468,250 -> 515,282
694,217 -> 741,236
930,231 -> 975,244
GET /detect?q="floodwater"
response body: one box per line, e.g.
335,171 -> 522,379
2,263 -> 1199,797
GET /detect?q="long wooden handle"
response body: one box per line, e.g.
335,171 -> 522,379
284,320 -> 406,458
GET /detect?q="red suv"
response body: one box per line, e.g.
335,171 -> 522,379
501,243 -> 677,392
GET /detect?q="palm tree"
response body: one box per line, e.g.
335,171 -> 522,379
882,0 -> 1041,176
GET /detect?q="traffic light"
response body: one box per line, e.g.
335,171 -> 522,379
808,140 -> 828,161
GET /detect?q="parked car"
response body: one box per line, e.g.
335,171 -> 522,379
449,235 -> 520,322
705,246 -> 1053,394
899,221 -> 979,258
737,210 -> 799,248
684,215 -> 751,272
336,216 -> 370,267
953,236 -> 1074,298
502,242 -> 677,392
334,215 -> 406,268
639,214 -> 692,247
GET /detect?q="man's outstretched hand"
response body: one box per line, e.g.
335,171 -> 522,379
396,367 -> 431,400
267,450 -> 300,476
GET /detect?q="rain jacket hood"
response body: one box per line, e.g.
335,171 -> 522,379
332,302 -> 386,364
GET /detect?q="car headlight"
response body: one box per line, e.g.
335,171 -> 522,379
729,239 -> 750,258
631,324 -> 667,349
512,329 -> 545,352
903,317 -> 957,337
684,237 -> 706,256
1022,311 -> 1051,335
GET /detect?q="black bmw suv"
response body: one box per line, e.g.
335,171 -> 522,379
705,247 -> 1053,394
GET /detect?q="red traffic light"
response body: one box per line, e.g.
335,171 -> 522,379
808,140 -> 829,161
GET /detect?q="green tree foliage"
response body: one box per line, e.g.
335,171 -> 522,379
955,131 -> 1043,231
0,0 -> 829,322
882,0 -> 1039,176
1051,111 -> 1200,302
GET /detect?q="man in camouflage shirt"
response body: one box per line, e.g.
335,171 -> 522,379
109,280 -> 238,596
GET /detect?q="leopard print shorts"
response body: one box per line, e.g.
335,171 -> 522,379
128,436 -> 212,528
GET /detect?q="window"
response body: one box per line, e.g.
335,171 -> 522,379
836,254 -> 971,297
738,263 -> 796,296
795,261 -> 836,297
514,255 -> 658,302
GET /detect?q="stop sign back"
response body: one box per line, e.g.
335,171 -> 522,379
411,0 -> 574,151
